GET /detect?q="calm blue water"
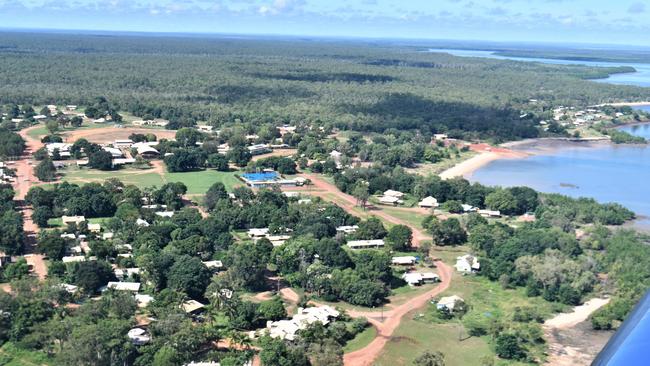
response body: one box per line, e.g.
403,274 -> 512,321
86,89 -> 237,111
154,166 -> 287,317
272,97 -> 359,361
471,144 -> 650,222
427,49 -> 650,87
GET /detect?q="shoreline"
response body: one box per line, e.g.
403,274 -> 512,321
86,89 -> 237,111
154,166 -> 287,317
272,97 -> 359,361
439,150 -> 528,179
439,130 -> 650,180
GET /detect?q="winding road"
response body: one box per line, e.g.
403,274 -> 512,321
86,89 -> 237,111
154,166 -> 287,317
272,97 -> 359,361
287,173 -> 453,366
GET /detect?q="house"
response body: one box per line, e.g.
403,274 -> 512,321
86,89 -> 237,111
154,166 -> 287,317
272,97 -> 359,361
196,125 -> 214,132
330,150 -> 343,163
267,235 -> 291,247
461,204 -> 477,213
418,196 -> 439,208
182,300 -> 206,314
347,239 -> 385,250
379,195 -> 401,206
433,134 -> 448,141
437,295 -> 465,312
103,147 -> 123,158
155,211 -> 175,218
421,272 -> 440,283
266,306 -> 340,341
402,272 -> 423,286
114,139 -> 133,148
136,219 -> 150,227
66,105 -> 78,111
478,209 -> 501,218
92,118 -> 107,124
88,223 -> 101,233
202,260 -> 223,271
62,215 -> 86,225
455,255 -> 480,274
336,225 -> 359,234
137,145 -> 160,158
114,268 -> 140,281
383,190 -> 404,198
127,328 -> 151,345
62,256 -> 86,263
33,115 -> 48,120
248,144 -> 272,155
107,282 -> 141,292
247,228 -> 270,238
278,125 -> 297,135
392,256 -> 417,266
102,232 -> 114,240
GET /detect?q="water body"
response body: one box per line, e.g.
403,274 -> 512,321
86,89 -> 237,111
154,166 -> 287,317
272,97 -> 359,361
470,143 -> 650,227
427,49 -> 650,87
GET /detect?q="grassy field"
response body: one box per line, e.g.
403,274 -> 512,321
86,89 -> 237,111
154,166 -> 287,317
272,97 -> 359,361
47,216 -> 113,228
27,121 -> 118,141
165,170 -> 242,194
375,245 -> 565,366
0,342 -> 51,366
381,207 -> 429,230
344,325 -> 378,353
61,165 -> 242,195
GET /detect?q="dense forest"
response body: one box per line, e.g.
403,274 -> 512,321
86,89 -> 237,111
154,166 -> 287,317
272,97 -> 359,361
1,33 -> 650,141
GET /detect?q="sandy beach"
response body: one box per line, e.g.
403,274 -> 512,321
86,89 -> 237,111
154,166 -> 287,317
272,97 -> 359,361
439,150 -> 528,179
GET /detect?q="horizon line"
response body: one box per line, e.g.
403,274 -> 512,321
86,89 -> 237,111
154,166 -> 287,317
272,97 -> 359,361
1,26 -> 650,50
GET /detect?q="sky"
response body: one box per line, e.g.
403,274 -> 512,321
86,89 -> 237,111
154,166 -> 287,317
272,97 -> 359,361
1,0 -> 650,46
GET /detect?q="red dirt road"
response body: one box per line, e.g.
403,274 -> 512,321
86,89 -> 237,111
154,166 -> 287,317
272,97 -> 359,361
14,126 -> 47,280
290,173 -> 453,366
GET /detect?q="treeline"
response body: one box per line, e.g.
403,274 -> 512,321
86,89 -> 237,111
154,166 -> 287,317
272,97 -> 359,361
0,185 -> 23,255
1,33 -> 649,141
0,128 -> 25,158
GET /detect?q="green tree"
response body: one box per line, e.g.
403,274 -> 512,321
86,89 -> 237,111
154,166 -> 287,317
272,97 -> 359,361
428,218 -> 467,246
227,146 -> 252,167
485,190 -> 517,216
385,224 -> 413,251
257,297 -> 287,321
354,217 -> 387,240
88,150 -> 114,171
414,351 -> 446,366
37,232 -> 67,260
495,333 -> 527,361
167,255 -> 211,299
34,158 -> 57,182
352,182 -> 369,209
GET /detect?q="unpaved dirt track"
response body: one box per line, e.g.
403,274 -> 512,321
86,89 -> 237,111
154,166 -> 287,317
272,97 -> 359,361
289,173 -> 453,366
15,126 -> 47,280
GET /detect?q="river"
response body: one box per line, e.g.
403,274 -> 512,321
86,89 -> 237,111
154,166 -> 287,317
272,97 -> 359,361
427,49 -> 650,87
429,48 -> 650,227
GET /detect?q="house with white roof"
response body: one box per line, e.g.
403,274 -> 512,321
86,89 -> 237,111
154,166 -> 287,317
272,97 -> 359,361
107,282 -> 141,292
478,209 -> 501,218
418,196 -> 439,208
247,228 -> 270,238
347,239 -> 385,250
392,256 -> 417,266
379,195 -> 401,206
62,215 -> 86,225
202,260 -> 224,271
336,225 -> 359,234
383,190 -> 404,198
266,306 -> 340,341
455,255 -> 480,274
437,295 -> 465,312
103,147 -> 123,158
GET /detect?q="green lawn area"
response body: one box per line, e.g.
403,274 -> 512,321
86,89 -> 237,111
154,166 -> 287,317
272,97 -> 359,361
376,245 -> 565,366
47,216 -> 113,228
344,325 -> 378,353
376,318 -> 491,366
0,342 -> 52,366
164,170 -> 242,194
381,207 -> 429,230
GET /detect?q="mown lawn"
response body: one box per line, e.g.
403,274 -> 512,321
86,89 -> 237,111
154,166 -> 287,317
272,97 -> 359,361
0,342 -> 52,366
381,207 -> 429,230
376,245 -> 566,366
61,165 -> 242,195
344,325 -> 378,353
164,170 -> 242,194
